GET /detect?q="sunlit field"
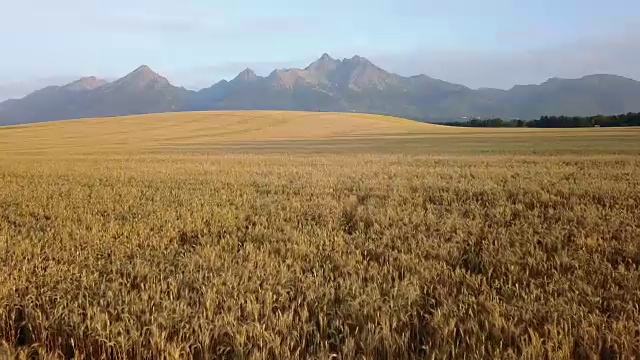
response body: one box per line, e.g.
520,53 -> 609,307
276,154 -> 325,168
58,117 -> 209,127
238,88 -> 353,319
1,111 -> 639,359
1,111 -> 638,155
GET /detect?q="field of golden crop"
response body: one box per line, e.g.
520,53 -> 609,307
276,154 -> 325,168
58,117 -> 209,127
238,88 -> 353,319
1,111 -> 640,359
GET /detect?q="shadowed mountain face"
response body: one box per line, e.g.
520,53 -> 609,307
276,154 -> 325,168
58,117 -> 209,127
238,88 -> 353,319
2,55 -> 640,125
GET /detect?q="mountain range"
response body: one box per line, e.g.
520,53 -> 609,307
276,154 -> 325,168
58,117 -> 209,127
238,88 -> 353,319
2,54 -> 640,125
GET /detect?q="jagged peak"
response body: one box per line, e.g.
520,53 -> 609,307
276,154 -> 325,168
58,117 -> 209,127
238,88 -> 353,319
305,53 -> 340,74
233,68 -> 259,82
111,65 -> 170,89
319,53 -> 335,61
131,65 -> 154,74
327,55 -> 398,90
340,55 -> 380,74
123,65 -> 164,80
268,68 -> 292,77
346,55 -> 372,65
273,68 -> 313,77
266,68 -> 311,89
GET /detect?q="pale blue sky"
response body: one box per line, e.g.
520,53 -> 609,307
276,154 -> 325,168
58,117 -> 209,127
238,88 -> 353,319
1,0 -> 639,94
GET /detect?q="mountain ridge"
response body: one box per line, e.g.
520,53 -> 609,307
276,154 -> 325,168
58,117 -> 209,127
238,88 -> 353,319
1,55 -> 640,125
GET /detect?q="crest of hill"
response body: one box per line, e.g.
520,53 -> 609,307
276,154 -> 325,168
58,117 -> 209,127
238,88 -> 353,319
0,111 -> 450,154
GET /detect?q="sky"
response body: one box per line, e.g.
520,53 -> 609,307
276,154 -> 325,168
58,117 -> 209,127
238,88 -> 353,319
1,0 -> 639,98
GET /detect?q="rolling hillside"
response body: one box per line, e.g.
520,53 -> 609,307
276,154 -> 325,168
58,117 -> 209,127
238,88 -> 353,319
1,111 -> 638,156
0,111 -> 439,153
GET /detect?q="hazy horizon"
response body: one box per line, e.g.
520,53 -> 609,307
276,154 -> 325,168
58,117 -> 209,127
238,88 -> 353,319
2,0 -> 639,99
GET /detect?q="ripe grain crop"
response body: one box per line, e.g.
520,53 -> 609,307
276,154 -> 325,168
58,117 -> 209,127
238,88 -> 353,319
1,112 -> 639,359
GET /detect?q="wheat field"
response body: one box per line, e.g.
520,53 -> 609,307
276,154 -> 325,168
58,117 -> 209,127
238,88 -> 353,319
1,111 -> 640,359
1,110 -> 638,155
0,111 -> 439,154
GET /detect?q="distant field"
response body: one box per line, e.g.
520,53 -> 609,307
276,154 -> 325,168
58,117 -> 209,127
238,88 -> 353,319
1,112 -> 639,359
1,110 -> 639,155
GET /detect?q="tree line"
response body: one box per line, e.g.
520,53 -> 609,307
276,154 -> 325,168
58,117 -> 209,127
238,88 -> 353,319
441,113 -> 640,128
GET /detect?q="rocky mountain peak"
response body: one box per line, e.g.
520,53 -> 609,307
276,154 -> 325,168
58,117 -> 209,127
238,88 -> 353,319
111,65 -> 171,89
62,76 -> 108,91
305,53 -> 340,75
233,68 -> 259,82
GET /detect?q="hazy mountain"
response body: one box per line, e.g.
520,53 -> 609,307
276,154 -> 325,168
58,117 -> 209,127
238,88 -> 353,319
495,74 -> 640,119
2,55 -> 640,125
77,65 -> 193,119
187,54 -> 473,117
0,66 -> 192,125
62,77 -> 109,91
304,53 -> 340,76
0,80 -> 109,125
186,55 -> 350,112
0,77 -> 79,102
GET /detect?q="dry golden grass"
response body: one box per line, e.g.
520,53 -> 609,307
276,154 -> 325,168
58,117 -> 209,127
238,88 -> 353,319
1,110 -> 638,155
1,111 -> 640,359
0,111 -> 441,154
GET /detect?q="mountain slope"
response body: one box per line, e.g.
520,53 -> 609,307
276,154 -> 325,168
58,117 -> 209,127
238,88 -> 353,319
0,66 -> 192,125
77,65 -> 193,119
496,74 -> 640,118
2,55 -> 640,125
0,80 -> 108,125
58,77 -> 108,92
187,55 -> 640,121
188,54 -> 474,117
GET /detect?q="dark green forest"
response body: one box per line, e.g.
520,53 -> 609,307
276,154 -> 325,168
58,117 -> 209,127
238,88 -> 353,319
440,113 -> 640,128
